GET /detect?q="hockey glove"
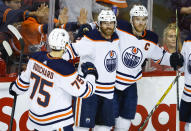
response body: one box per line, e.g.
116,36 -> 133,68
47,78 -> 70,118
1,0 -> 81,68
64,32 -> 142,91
74,24 -> 92,40
9,82 -> 17,96
81,62 -> 98,80
170,52 -> 184,70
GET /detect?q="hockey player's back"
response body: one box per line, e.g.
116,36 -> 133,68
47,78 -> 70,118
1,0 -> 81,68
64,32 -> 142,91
9,28 -> 98,131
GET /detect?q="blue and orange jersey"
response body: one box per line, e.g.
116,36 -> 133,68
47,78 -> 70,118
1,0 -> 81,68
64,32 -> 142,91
180,34 -> 191,102
11,51 -> 96,130
116,20 -> 171,90
72,29 -> 119,99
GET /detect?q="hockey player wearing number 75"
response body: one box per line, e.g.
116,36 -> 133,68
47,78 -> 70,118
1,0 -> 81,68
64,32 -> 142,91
114,4 -> 184,131
9,28 -> 98,131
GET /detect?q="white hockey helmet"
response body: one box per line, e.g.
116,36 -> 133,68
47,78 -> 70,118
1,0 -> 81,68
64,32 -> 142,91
48,28 -> 69,50
130,5 -> 148,21
97,10 -> 116,28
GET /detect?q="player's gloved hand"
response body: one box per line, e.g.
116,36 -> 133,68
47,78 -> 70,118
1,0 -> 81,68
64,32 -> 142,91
81,62 -> 98,80
170,52 -> 184,70
9,82 -> 17,96
75,24 -> 92,40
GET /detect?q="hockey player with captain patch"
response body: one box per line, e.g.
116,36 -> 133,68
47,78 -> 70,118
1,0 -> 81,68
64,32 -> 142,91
114,4 -> 184,131
9,28 -> 98,131
70,5 -> 184,131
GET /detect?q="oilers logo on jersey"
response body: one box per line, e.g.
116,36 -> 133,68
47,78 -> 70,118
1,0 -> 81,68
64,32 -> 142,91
187,53 -> 191,74
104,50 -> 117,72
122,46 -> 143,68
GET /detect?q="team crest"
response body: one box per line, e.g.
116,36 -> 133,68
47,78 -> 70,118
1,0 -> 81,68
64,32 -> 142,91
122,46 -> 143,68
104,50 -> 117,72
187,53 -> 191,74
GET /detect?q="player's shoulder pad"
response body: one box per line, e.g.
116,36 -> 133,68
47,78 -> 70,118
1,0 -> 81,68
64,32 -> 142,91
48,59 -> 76,76
85,29 -> 119,41
30,51 -> 47,60
30,52 -> 76,76
117,20 -> 132,34
184,33 -> 191,42
144,30 -> 158,44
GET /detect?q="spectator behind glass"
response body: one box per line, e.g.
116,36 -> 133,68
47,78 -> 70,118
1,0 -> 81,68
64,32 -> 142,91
151,23 -> 182,71
21,0 -> 60,18
171,0 -> 191,43
163,23 -> 182,53
10,4 -> 69,55
59,0 -> 108,23
0,0 -> 39,72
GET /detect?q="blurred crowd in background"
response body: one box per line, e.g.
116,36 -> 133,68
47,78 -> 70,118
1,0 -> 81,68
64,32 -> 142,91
0,0 -> 187,77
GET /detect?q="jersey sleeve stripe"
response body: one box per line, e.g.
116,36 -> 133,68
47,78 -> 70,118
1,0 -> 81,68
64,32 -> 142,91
28,115 -> 73,126
183,91 -> 191,97
66,44 -> 75,59
70,44 -> 78,57
116,70 -> 142,79
19,77 -> 29,84
96,81 -> 115,85
116,80 -> 133,86
29,106 -> 72,117
29,110 -> 72,122
185,84 -> 191,88
95,90 -> 114,94
184,87 -> 191,93
96,86 -> 114,90
16,78 -> 29,89
15,82 -> 28,91
116,75 -> 142,82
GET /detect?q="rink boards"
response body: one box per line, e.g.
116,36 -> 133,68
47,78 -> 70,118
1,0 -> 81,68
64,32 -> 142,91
0,75 -> 186,131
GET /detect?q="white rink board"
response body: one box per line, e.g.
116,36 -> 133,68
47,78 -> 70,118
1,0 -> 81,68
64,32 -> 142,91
0,76 -> 185,131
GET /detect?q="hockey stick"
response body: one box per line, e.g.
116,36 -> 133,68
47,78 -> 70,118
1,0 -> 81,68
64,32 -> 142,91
175,8 -> 180,110
1,41 -> 13,56
138,75 -> 180,131
7,25 -> 25,131
175,8 -> 180,131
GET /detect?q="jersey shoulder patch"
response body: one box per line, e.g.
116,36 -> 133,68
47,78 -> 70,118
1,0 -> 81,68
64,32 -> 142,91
48,59 -> 76,76
144,30 -> 158,44
185,33 -> 191,41
85,29 -> 119,42
31,52 -> 76,76
117,20 -> 132,34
